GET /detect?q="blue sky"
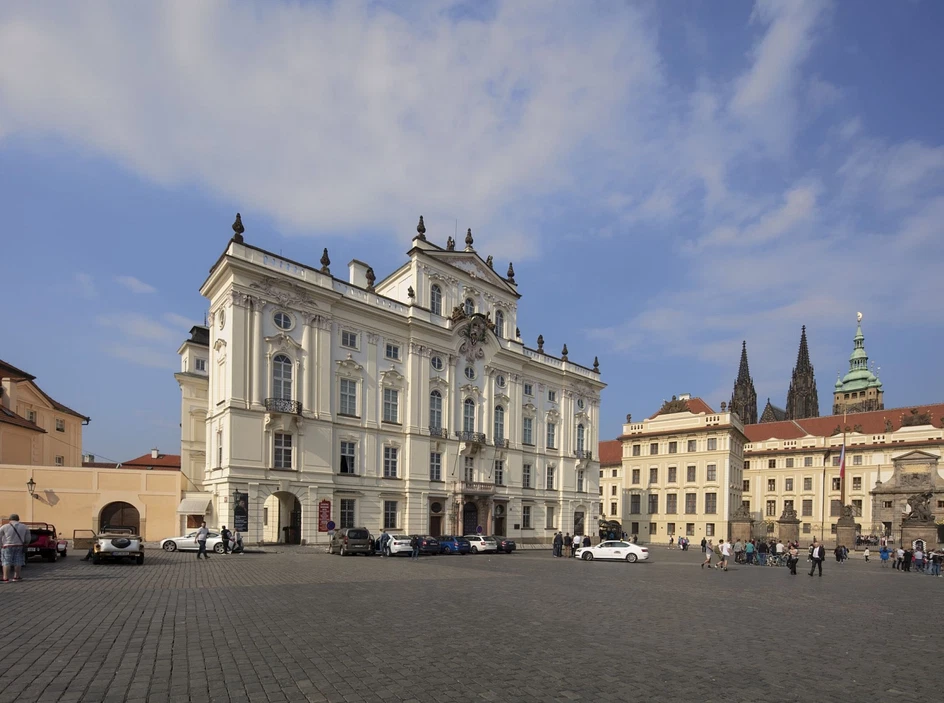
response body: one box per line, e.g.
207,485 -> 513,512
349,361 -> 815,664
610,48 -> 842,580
2,1 -> 942,461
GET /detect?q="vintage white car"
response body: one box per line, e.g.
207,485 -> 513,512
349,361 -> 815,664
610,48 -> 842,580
93,526 -> 144,565
575,540 -> 649,563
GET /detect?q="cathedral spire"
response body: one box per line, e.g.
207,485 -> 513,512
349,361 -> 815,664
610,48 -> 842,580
729,340 -> 758,424
786,325 -> 819,420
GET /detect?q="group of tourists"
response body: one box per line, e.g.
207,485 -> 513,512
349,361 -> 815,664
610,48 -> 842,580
667,536 -> 691,550
875,545 -> 943,575
552,532 -> 591,557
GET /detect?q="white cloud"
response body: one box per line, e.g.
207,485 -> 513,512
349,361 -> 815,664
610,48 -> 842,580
698,183 -> 818,248
115,275 -> 156,294
108,345 -> 175,370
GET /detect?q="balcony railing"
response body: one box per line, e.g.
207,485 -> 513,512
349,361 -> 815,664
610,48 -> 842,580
429,426 -> 449,439
265,398 -> 302,414
457,481 -> 495,495
575,449 -> 592,460
455,430 -> 487,444
494,437 -> 510,449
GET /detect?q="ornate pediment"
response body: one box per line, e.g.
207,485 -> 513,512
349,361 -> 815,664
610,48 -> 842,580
380,366 -> 405,388
250,276 -> 319,309
335,354 -> 364,376
545,408 -> 561,421
265,333 -> 302,353
495,392 -> 511,405
522,402 -> 537,417
460,383 -> 481,398
429,375 -> 450,390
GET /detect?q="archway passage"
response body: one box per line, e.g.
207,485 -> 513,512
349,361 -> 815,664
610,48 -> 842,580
100,502 -> 140,533
462,502 -> 478,536
264,492 -> 302,544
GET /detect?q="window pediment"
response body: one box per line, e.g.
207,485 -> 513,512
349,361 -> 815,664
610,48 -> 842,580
546,408 -> 561,421
429,376 -> 449,390
460,383 -> 481,399
575,410 -> 590,423
495,392 -> 511,405
522,402 -> 537,417
380,366 -> 405,388
335,354 -> 364,377
265,333 -> 302,353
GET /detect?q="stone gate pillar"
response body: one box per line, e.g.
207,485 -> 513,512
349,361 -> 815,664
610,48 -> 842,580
778,508 -> 800,545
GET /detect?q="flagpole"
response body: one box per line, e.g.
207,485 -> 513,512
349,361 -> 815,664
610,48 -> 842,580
841,410 -> 847,508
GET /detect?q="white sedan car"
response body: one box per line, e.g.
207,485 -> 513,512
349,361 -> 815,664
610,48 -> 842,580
465,535 -> 498,553
160,531 -> 226,553
386,535 -> 413,556
576,540 -> 649,563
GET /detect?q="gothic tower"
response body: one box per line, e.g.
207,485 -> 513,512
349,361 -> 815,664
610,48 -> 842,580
729,341 -> 758,425
785,325 -> 819,420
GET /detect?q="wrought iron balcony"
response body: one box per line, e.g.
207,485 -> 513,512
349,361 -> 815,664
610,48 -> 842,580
428,426 -> 449,439
575,449 -> 592,460
457,481 -> 495,495
455,430 -> 487,444
494,437 -> 510,449
265,398 -> 302,414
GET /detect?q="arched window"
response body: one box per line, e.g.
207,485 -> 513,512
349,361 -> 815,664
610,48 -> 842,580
464,298 -> 474,316
494,405 -> 505,441
430,390 -> 443,429
272,354 -> 293,400
576,424 -> 585,452
430,284 -> 443,316
463,398 -> 476,434
495,310 -> 504,339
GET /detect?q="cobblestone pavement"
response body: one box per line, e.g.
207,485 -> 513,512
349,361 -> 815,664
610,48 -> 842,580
1,546 -> 941,703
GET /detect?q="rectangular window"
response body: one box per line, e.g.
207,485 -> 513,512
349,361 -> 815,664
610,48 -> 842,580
743,460 -> 750,471
195,358 -> 207,372
686,523 -> 695,536
464,457 -> 475,483
852,476 -> 862,491
706,465 -> 717,481
522,505 -> 532,529
494,460 -> 504,486
667,523 -> 676,535
611,485 -> 617,496
340,499 -> 355,529
429,452 -> 442,481
55,455 -> 64,466
705,523 -> 715,537
339,378 -> 357,416
341,330 -> 358,349
851,499 -> 862,516
766,500 -> 777,517
612,469 -> 618,478
785,478 -> 794,492
668,441 -> 678,454
632,469 -> 640,484
383,501 -> 398,529
883,501 -> 893,509
630,495 -> 641,514
741,500 -> 750,512
545,466 -> 555,490
27,410 -> 37,424
707,438 -> 717,451
545,506 -> 555,529
687,440 -> 696,452
523,417 -> 534,445
650,443 -> 658,455
768,459 -> 776,469
383,446 -> 398,478
767,478 -> 776,492
648,494 -> 659,514
55,418 -> 65,432
382,388 -> 399,423
743,479 -> 750,491
523,464 -> 532,488
632,444 -> 641,456
830,455 -> 839,466
649,522 -> 657,535
785,457 -> 795,468
804,477 -> 813,491
340,441 -> 356,474
687,465 -> 696,482
830,524 -> 837,535
384,343 -> 400,361
547,390 -> 557,403
802,523 -> 811,534
649,467 -> 658,484
610,501 -> 618,515
523,383 -> 533,396
685,493 -> 696,514
666,466 -> 678,483
263,507 -> 269,526
802,499 -> 813,516
666,494 -> 678,514
577,470 -> 584,492
704,493 -> 717,514
830,499 -> 841,517
546,422 -> 556,449
804,456 -> 813,467
853,455 -> 863,466
832,477 -> 841,491
274,433 -> 293,469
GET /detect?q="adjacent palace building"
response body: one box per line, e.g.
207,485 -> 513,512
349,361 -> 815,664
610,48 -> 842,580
601,319 -> 944,545
177,215 -> 605,545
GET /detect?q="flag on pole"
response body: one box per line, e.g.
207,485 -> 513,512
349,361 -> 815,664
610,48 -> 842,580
838,442 -> 846,480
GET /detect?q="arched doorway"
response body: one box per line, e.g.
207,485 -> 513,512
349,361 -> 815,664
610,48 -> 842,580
263,492 -> 302,544
573,508 -> 586,537
462,502 -> 479,536
100,502 -> 140,533
493,502 -> 507,536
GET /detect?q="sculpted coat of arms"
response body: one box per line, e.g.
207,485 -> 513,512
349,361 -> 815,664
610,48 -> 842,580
458,316 -> 491,362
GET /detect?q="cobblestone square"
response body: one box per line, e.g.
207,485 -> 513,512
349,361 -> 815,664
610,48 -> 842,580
1,547 -> 941,703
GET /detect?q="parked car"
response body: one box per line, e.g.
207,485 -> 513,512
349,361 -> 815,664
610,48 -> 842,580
387,534 -> 413,556
493,536 -> 516,554
160,531 -> 226,553
92,526 -> 144,564
439,535 -> 471,554
418,536 -> 440,555
329,527 -> 374,556
575,540 -> 649,563
21,522 -> 62,562
465,535 -> 498,553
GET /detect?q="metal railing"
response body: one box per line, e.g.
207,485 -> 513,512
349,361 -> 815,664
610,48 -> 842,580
494,437 -> 510,449
265,398 -> 302,414
457,481 -> 495,494
575,449 -> 592,460
428,426 -> 449,439
455,430 -> 487,444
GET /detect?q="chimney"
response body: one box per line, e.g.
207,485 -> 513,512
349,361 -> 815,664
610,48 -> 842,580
348,259 -> 369,288
151,448 -> 160,459
83,453 -> 95,464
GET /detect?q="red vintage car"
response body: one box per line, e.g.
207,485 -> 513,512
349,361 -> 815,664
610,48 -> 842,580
23,522 -> 67,561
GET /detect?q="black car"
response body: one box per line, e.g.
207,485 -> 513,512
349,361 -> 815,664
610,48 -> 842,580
493,536 -> 516,553
418,536 -> 440,555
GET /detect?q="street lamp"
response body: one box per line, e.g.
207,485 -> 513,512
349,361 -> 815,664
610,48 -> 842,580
26,478 -> 36,498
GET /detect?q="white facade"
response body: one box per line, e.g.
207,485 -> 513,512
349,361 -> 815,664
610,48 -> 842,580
180,223 -> 604,545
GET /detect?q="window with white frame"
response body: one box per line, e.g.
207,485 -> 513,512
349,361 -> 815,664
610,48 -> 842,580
430,452 -> 442,481
195,358 -> 207,372
522,464 -> 532,488
545,506 -> 555,529
464,298 -> 474,316
340,499 -> 355,529
522,505 -> 532,529
524,383 -> 533,396
385,343 -> 400,361
494,406 -> 505,442
577,470 -> 585,492
706,464 -> 717,481
785,478 -> 794,491
430,284 -> 443,316
274,433 -> 293,469
706,523 -> 715,537
545,465 -> 555,490
383,446 -> 399,478
274,311 -> 292,330
687,439 -> 696,452
339,378 -> 357,416
852,476 -> 862,491
55,455 -> 64,466
463,398 -> 475,433
26,410 -> 37,424
383,500 -> 398,529
341,330 -> 358,349
494,460 -> 504,485
804,477 -> 813,491
523,417 -> 534,445
786,457 -> 795,468
340,441 -> 356,474
464,456 -> 475,483
383,388 -> 399,423
429,391 -> 443,429
547,389 -> 557,403
55,418 -> 65,432
853,455 -> 863,466
804,456 -> 813,467
707,438 -> 718,451
576,424 -> 585,453
546,422 -> 556,449
272,354 -> 293,400
430,355 -> 444,371
495,310 -> 504,338
704,492 -> 717,514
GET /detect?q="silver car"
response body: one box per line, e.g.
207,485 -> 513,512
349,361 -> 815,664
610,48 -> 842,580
160,531 -> 226,553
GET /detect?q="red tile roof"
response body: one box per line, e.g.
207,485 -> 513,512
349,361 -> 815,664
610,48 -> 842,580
647,397 -> 716,419
744,403 -> 944,443
0,406 -> 45,433
598,439 -> 622,466
0,359 -> 35,381
121,452 -> 182,471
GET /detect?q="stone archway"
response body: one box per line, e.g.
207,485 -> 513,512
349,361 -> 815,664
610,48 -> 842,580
263,491 -> 302,544
99,502 -> 140,533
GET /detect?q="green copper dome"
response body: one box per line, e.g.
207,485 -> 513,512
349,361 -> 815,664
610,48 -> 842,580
836,319 -> 882,393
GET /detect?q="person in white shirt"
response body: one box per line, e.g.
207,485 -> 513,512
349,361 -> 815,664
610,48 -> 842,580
571,533 -> 581,558
195,522 -> 211,560
1,514 -> 31,582
896,547 -> 905,570
776,540 -> 785,555
719,540 -> 731,571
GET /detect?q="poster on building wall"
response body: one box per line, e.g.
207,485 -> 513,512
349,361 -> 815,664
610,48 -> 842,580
318,500 -> 331,532
234,491 -> 249,532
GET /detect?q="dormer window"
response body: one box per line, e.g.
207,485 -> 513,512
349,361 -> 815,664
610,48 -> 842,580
195,358 -> 207,372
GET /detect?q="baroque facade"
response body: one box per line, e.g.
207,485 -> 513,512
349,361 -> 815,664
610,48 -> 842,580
178,215 -> 604,545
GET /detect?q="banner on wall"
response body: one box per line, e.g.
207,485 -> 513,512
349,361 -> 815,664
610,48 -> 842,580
233,491 -> 249,532
318,500 -> 332,532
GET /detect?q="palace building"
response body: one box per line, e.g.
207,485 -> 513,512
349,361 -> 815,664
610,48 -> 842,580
177,215 -> 605,545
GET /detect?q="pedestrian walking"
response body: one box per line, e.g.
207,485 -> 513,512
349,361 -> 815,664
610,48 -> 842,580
379,530 -> 390,557
231,530 -> 244,554
1,513 -> 30,582
863,547 -> 870,563
719,539 -> 731,571
220,525 -> 232,554
787,543 -> 799,575
808,540 -> 825,577
571,533 -> 581,557
700,537 -> 707,553
879,546 -> 889,567
895,547 -> 904,570
195,522 -> 210,559
702,539 -> 713,569
410,535 -> 420,560
745,540 -> 755,565
930,550 -> 943,577
563,533 -> 572,558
